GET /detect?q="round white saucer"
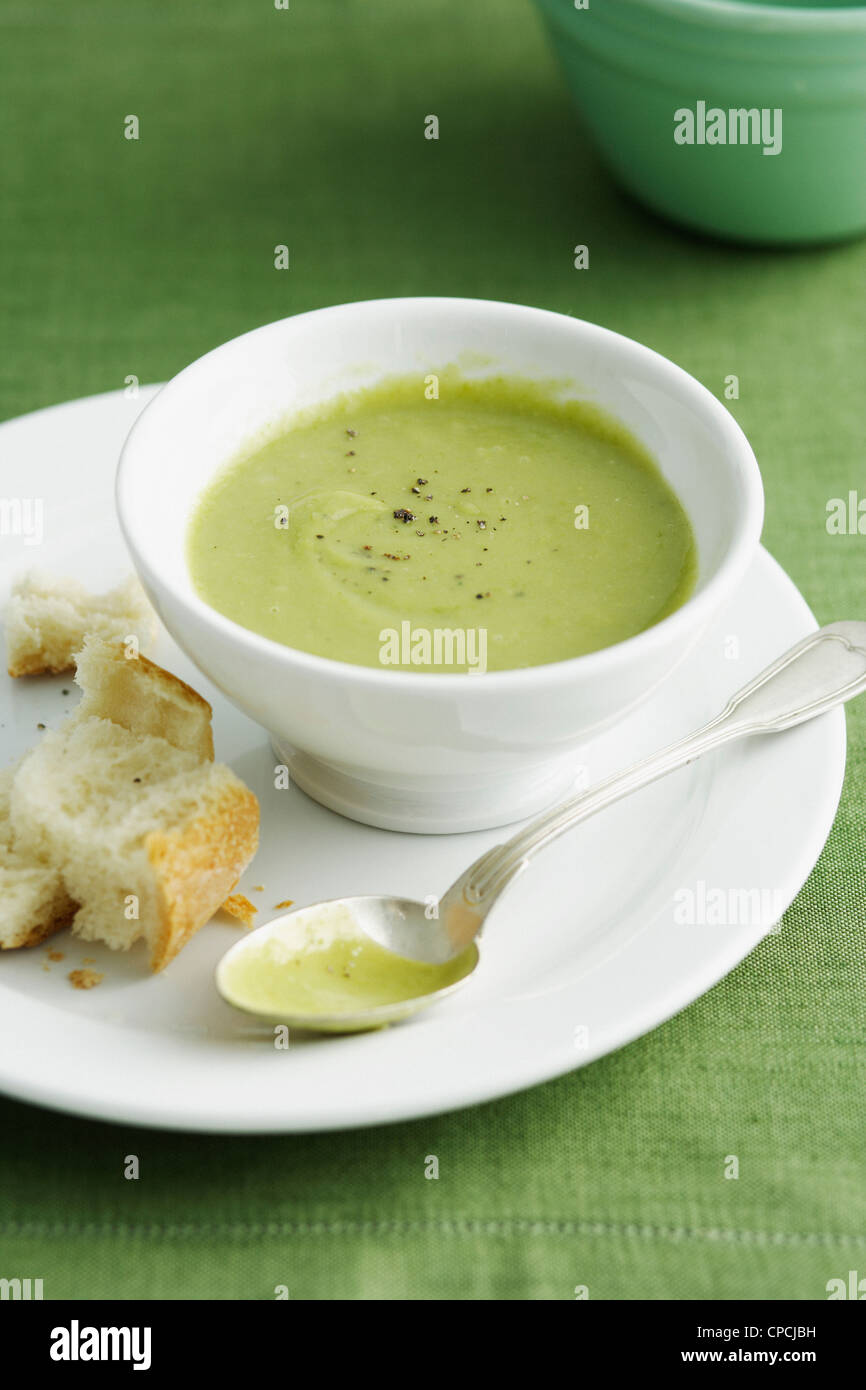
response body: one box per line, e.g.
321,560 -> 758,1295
0,389 -> 846,1131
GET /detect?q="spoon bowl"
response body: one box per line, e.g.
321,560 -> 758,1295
216,896 -> 480,1034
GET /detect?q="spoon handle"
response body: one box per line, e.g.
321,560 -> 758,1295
446,621 -> 866,924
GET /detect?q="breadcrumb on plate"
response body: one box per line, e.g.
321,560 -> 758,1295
69,968 -> 103,990
222,893 -> 257,927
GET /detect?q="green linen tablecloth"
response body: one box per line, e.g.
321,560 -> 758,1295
1,0 -> 864,1301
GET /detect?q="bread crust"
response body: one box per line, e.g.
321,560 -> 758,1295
7,655 -> 75,678
106,648 -> 213,722
0,883 -> 78,949
145,779 -> 260,972
4,905 -> 76,949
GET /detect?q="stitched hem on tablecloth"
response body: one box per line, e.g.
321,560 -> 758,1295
1,1218 -> 864,1248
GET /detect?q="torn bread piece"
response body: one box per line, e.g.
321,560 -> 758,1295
0,767 -> 77,949
5,571 -> 158,677
70,636 -> 214,763
3,636 -> 259,971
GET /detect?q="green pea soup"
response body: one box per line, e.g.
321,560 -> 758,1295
187,373 -> 696,673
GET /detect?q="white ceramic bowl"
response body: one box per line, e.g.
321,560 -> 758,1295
116,297 -> 763,833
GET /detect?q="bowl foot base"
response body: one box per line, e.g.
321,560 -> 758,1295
270,740 -> 581,834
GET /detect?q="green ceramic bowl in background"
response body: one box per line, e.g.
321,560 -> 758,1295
532,0 -> 866,244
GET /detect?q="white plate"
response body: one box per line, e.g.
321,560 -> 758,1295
0,389 -> 846,1132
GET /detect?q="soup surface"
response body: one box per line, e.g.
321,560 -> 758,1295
188,373 -> 696,672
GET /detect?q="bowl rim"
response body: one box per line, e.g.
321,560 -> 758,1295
620,0 -> 866,33
116,295 -> 764,692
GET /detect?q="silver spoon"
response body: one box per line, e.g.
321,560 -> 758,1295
217,621 -> 866,1032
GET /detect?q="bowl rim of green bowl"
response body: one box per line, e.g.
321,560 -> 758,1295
624,0 -> 866,34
